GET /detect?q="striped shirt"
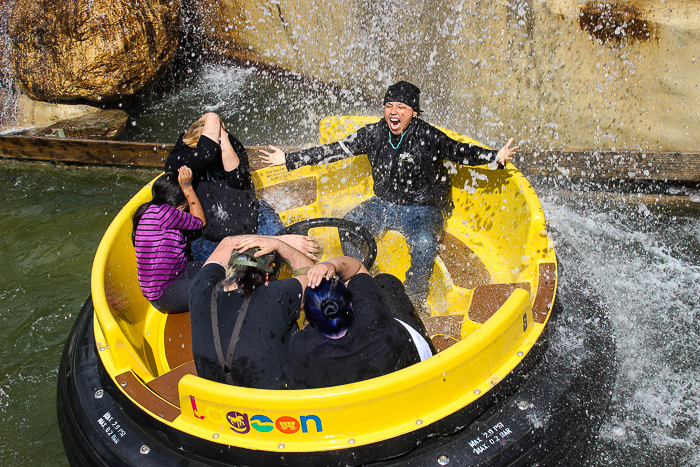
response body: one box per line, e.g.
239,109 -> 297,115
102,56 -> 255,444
134,204 -> 203,300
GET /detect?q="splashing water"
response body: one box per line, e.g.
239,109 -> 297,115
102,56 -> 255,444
538,185 -> 700,466
0,51 -> 698,464
120,63 -> 375,146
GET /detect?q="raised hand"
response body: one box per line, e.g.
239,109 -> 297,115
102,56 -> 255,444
177,165 -> 194,188
496,138 -> 520,165
258,145 -> 286,166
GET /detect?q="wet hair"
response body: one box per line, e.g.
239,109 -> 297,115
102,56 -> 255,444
182,115 -> 225,148
182,116 -> 205,148
303,278 -> 354,336
222,256 -> 268,298
132,173 -> 187,244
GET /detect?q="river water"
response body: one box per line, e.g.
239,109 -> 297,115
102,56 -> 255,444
0,65 -> 699,466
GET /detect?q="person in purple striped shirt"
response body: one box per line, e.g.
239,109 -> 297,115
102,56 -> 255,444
132,166 -> 207,313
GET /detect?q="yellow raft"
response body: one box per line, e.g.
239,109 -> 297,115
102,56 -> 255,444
58,117 -> 613,467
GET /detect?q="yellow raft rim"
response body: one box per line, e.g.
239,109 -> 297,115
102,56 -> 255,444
88,116 -> 558,455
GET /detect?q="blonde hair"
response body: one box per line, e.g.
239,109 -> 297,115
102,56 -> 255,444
182,115 -> 225,148
181,117 -> 205,148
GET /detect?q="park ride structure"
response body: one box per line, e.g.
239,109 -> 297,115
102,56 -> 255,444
57,116 -> 615,466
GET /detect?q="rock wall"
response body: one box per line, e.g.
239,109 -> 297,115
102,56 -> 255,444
9,0 -> 180,102
193,0 -> 700,151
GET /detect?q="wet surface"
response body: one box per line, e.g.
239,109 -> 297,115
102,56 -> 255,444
1,161 -> 698,465
579,0 -> 657,46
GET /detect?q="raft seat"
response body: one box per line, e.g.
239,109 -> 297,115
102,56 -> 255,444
424,261 -> 557,351
438,232 -> 491,289
109,312 -> 196,422
134,256 -> 554,413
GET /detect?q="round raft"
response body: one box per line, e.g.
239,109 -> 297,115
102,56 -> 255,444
57,117 -> 615,466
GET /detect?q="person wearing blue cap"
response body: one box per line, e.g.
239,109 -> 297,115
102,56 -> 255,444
259,81 -> 518,311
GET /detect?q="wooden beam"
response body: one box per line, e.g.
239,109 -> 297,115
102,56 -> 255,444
0,134 -> 171,167
1,134 -> 698,182
517,149 -> 700,182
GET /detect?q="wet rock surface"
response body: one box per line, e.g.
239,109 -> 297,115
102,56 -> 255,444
190,0 -> 699,151
8,0 -> 180,102
0,93 -> 128,139
12,108 -> 129,140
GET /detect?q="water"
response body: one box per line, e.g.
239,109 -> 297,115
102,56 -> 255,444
538,184 -> 700,466
1,65 -> 699,466
119,64 -> 375,146
0,162 -> 157,466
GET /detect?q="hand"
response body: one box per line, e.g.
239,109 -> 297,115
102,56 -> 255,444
232,235 -> 281,257
178,165 -> 194,188
258,145 -> 286,166
307,262 -> 336,288
496,138 -> 519,165
277,234 -> 321,261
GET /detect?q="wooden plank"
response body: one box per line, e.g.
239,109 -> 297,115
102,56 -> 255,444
517,149 -> 700,182
0,134 -> 278,171
1,134 -> 698,182
0,134 -> 172,167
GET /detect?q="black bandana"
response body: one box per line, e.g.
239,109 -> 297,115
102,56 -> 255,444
383,81 -> 420,111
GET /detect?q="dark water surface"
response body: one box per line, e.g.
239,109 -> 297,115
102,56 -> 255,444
0,162 -> 156,466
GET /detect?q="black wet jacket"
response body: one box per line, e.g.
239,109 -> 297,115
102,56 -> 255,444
285,118 -> 498,209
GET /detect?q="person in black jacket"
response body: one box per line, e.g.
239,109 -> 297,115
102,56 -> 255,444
189,235 -> 315,388
288,255 -> 434,389
259,81 -> 518,310
165,113 -> 286,261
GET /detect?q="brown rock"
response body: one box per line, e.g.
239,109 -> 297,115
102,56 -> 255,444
1,94 -> 128,140
8,0 -> 181,102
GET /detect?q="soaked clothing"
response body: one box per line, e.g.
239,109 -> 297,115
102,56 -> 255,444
165,133 -> 253,190
286,118 -> 499,299
150,261 -> 203,313
195,179 -> 259,240
134,203 -> 203,301
165,133 -> 260,241
285,118 -> 498,210
288,273 -> 423,389
189,263 -> 302,389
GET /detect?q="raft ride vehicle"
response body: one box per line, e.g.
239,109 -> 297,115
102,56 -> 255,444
57,117 -> 616,466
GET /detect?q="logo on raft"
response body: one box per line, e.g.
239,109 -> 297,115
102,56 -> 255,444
188,396 -> 323,435
227,411 -> 323,434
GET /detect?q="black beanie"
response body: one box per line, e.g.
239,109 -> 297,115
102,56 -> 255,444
383,81 -> 420,111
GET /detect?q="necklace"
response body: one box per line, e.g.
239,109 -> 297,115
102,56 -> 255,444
389,131 -> 405,149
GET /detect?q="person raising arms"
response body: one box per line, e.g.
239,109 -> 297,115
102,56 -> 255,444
259,81 -> 519,311
132,166 -> 206,313
166,112 -> 294,261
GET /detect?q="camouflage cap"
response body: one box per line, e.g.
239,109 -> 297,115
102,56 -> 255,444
227,247 -> 278,275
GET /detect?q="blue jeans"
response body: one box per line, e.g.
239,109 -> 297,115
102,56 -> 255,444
343,197 -> 445,301
191,199 -> 284,262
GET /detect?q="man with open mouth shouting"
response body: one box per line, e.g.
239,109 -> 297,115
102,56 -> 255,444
259,81 -> 518,313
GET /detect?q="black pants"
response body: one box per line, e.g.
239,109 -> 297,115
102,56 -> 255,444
151,261 -> 204,314
373,273 -> 437,355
